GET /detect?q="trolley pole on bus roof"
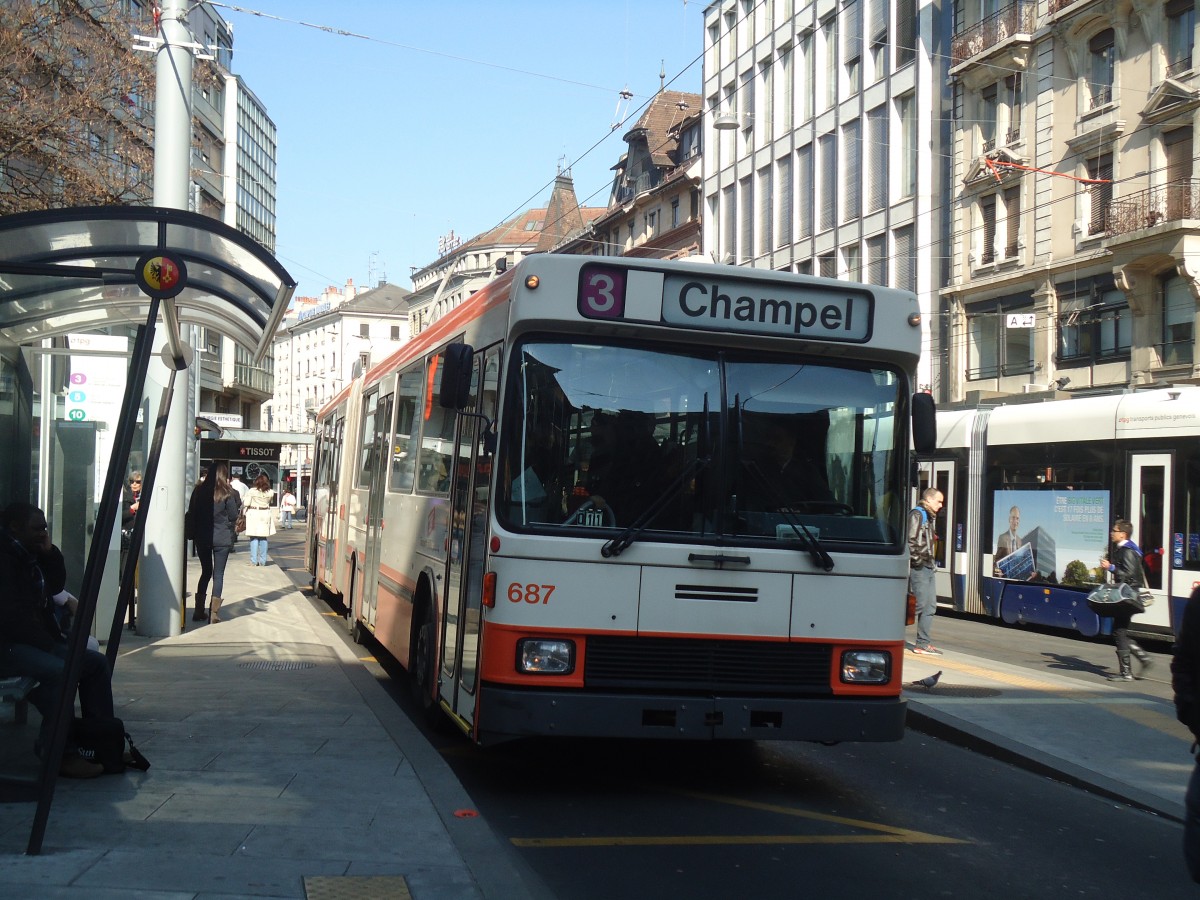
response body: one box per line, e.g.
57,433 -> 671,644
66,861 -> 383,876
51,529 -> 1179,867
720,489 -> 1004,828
140,0 -> 193,637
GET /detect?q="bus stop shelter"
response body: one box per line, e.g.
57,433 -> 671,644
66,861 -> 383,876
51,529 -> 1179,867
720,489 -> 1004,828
0,205 -> 295,853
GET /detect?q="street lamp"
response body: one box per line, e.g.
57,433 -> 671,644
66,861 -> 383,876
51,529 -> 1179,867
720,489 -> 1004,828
712,113 -> 741,130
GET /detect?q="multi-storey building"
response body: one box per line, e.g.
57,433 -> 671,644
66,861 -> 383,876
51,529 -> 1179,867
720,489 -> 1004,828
188,3 -> 279,427
558,89 -> 704,259
405,174 -> 604,334
271,282 -> 411,478
944,0 -> 1198,403
701,0 -> 947,391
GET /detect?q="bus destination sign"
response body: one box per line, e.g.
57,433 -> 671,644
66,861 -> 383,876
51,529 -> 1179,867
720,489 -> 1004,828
576,264 -> 873,343
661,275 -> 872,342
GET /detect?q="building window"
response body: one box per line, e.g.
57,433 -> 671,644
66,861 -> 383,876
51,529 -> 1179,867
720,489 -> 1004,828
869,0 -> 888,82
897,93 -> 917,199
1162,272 -> 1195,366
390,325 -> 400,340
867,105 -> 888,212
844,242 -> 862,281
818,252 -> 837,278
1004,185 -> 1021,258
1057,281 -> 1131,363
866,234 -> 888,285
739,175 -> 754,262
819,132 -> 836,231
776,155 -> 793,247
967,299 -> 1035,379
894,224 -> 915,292
1088,29 -> 1115,108
797,144 -> 813,238
980,194 -> 998,264
799,31 -> 814,123
758,166 -> 772,256
981,82 -> 998,152
1167,0 -> 1196,77
842,118 -> 861,221
821,14 -> 837,112
359,323 -> 369,338
1085,152 -> 1114,236
896,0 -> 917,67
843,0 -> 862,94
671,198 -> 680,228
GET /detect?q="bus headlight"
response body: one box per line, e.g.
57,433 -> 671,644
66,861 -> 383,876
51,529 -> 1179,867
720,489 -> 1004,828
517,638 -> 575,675
840,650 -> 890,684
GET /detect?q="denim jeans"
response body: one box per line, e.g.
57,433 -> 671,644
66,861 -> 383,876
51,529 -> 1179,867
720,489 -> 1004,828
280,510 -> 292,529
249,537 -> 269,566
0,640 -> 114,747
908,564 -> 937,648
212,545 -> 232,596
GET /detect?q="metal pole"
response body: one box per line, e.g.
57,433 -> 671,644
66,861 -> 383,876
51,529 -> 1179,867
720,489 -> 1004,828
140,0 -> 193,636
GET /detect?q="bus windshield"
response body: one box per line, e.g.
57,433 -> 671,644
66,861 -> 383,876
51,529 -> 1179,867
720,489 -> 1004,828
496,339 -> 907,549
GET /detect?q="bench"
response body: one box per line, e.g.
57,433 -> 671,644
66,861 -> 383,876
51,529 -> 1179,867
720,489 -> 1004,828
0,676 -> 37,725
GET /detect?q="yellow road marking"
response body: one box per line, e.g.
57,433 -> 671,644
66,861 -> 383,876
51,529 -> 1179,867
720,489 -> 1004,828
1097,702 -> 1192,739
512,787 -> 967,849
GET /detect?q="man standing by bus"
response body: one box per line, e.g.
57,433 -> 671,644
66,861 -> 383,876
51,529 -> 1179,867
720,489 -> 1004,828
909,488 -> 944,656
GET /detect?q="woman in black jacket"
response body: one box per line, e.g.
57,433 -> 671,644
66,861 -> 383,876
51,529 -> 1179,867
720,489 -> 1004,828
1099,519 -> 1154,681
186,462 -> 241,624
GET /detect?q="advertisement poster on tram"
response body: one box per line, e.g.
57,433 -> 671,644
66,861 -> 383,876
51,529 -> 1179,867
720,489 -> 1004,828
991,489 -> 1110,585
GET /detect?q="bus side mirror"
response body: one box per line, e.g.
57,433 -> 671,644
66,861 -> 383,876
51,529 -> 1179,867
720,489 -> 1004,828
911,392 -> 937,455
439,343 -> 474,410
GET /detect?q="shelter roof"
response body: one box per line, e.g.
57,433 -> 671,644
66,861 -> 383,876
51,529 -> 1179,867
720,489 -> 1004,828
0,206 -> 296,361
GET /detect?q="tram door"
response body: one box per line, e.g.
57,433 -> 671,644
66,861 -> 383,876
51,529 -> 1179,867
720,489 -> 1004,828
361,393 -> 393,631
438,347 -> 499,727
1131,453 -> 1171,629
927,462 -> 960,609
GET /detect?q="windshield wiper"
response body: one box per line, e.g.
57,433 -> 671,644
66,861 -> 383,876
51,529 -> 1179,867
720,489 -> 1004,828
601,454 -> 711,558
740,459 -> 835,572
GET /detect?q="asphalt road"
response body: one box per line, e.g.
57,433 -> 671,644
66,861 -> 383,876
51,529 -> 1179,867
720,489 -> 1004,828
271,530 -> 1193,898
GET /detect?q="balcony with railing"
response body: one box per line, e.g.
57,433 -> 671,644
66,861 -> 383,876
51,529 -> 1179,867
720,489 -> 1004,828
1105,180 -> 1200,238
951,1 -> 1037,67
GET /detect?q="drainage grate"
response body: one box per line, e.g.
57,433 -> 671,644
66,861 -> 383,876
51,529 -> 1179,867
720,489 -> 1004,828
238,661 -> 316,671
303,875 -> 411,900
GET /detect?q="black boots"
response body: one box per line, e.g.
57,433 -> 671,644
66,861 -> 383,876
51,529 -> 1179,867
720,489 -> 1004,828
1131,643 -> 1154,677
1107,653 -> 1134,682
192,597 -> 208,621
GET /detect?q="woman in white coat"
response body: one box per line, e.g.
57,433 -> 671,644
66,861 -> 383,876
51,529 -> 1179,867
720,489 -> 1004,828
243,474 -> 276,566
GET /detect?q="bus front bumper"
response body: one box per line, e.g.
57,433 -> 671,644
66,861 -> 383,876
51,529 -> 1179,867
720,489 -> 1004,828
476,686 -> 907,743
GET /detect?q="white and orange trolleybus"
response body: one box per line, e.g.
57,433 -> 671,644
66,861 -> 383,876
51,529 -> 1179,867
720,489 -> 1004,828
308,254 -> 935,744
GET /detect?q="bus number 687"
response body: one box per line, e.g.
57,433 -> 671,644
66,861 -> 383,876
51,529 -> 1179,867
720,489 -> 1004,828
507,583 -> 556,605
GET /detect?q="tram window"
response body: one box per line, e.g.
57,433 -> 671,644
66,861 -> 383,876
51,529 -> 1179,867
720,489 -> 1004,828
1184,460 -> 1200,569
389,369 -> 423,493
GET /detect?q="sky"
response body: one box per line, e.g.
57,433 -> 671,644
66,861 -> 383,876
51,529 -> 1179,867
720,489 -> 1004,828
215,1 -> 705,301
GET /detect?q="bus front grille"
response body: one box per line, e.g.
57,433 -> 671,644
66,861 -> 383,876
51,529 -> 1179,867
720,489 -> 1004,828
583,636 -> 833,695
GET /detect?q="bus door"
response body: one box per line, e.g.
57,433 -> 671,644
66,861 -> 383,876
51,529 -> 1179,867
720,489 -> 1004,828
361,393 -> 393,631
439,347 -> 499,726
1131,453 -> 1170,627
320,417 -> 344,591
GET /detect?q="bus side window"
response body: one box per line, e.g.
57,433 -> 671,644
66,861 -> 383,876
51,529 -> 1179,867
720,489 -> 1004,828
390,369 -> 423,493
417,353 -> 457,495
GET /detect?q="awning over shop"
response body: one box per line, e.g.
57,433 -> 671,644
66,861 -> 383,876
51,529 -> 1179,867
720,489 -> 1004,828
0,205 -> 296,360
